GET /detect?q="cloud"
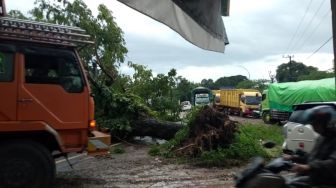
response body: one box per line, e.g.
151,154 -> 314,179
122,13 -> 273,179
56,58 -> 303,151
6,0 -> 334,84
176,52 -> 334,83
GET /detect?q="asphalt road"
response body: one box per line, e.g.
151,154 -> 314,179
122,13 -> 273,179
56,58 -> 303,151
56,153 -> 92,172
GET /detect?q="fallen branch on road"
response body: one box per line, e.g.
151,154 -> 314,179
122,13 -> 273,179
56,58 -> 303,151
173,106 -> 239,156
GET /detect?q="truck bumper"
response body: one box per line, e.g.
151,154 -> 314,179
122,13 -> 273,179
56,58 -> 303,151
251,110 -> 261,118
87,130 -> 111,156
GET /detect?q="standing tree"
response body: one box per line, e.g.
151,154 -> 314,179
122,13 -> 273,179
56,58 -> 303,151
175,76 -> 197,102
297,70 -> 334,81
236,79 -> 269,92
128,62 -> 154,104
200,79 -> 215,89
214,75 -> 247,88
275,61 -> 317,82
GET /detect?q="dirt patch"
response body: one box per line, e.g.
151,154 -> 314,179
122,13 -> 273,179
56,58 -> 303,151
229,116 -> 264,125
53,145 -> 240,188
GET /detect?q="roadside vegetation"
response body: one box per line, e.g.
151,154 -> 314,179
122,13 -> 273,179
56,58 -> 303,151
111,145 -> 126,154
149,107 -> 284,167
197,124 -> 284,167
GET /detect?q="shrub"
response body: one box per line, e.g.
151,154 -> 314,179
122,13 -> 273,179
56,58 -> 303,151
111,145 -> 125,154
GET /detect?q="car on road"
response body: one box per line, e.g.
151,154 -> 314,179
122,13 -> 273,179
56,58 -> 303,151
181,101 -> 192,111
282,102 -> 336,154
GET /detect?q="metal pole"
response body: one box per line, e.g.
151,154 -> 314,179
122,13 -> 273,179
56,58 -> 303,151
0,0 -> 6,17
331,0 -> 336,97
236,65 -> 250,80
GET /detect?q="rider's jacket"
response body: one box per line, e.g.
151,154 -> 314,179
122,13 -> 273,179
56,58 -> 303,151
301,135 -> 336,186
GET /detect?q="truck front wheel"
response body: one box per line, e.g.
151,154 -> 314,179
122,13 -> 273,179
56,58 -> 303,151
262,111 -> 276,124
0,141 -> 56,188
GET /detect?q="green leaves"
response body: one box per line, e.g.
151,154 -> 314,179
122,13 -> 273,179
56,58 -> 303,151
200,75 -> 248,89
275,61 -> 331,83
236,79 -> 268,92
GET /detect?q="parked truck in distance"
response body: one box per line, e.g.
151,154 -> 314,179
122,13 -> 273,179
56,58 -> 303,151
261,78 -> 336,124
0,15 -> 110,187
213,89 -> 261,117
191,87 -> 212,106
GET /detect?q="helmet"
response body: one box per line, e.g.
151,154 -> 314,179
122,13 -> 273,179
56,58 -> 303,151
302,105 -> 336,135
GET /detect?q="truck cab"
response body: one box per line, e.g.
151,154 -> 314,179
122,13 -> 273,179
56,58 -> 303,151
239,91 -> 262,117
0,16 -> 110,188
191,86 -> 212,106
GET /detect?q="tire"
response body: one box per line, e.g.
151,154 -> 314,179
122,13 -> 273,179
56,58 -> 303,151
239,110 -> 244,117
262,111 -> 276,124
0,140 -> 56,188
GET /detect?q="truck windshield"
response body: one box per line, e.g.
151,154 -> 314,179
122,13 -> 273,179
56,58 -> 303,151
25,51 -> 84,93
195,97 -> 210,105
245,96 -> 261,105
195,94 -> 210,105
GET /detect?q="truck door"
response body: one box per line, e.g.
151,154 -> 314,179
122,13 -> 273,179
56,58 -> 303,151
0,47 -> 17,121
17,46 -> 89,147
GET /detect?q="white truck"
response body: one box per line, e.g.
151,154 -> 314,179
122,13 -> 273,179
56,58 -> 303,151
282,102 -> 336,154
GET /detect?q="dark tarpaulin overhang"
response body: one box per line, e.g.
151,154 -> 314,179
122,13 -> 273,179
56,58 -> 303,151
117,0 -> 230,53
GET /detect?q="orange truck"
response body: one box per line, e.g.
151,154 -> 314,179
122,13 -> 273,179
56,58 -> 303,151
0,2 -> 110,187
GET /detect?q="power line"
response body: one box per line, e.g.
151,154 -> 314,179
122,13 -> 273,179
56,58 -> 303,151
297,10 -> 331,52
290,0 -> 327,53
306,36 -> 333,59
284,0 -> 313,54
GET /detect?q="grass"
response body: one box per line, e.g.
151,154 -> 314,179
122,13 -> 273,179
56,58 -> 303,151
197,124 -> 284,167
110,145 -> 125,154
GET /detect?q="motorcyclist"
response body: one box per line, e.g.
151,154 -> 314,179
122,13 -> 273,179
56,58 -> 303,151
285,105 -> 336,188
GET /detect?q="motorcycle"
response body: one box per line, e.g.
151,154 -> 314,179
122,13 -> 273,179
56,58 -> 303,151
235,156 -> 293,188
235,141 -> 299,188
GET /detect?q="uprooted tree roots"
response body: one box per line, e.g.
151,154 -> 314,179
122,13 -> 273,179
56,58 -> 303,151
175,106 -> 239,156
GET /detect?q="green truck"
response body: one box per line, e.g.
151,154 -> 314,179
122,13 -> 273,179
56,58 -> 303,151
261,78 -> 336,124
191,87 -> 212,106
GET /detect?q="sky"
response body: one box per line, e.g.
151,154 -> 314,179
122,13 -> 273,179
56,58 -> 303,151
6,0 -> 334,83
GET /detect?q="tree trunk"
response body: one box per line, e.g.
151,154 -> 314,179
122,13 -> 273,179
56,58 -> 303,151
132,118 -> 183,140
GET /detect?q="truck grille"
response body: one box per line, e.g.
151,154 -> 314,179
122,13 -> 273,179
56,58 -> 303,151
271,110 -> 290,121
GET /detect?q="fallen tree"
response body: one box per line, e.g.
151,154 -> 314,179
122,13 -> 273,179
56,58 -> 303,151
148,107 -> 285,167
131,119 -> 183,140
173,106 -> 239,156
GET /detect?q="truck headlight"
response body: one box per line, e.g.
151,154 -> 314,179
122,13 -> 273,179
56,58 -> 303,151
283,124 -> 288,138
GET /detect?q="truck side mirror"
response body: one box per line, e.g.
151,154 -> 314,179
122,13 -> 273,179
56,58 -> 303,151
240,95 -> 245,103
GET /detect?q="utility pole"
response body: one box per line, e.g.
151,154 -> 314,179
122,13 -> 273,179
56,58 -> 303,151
0,0 -> 6,17
331,0 -> 336,96
268,71 -> 275,83
283,55 -> 294,81
283,55 -> 294,63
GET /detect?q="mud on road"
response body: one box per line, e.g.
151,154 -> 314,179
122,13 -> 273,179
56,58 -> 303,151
53,145 -> 240,188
